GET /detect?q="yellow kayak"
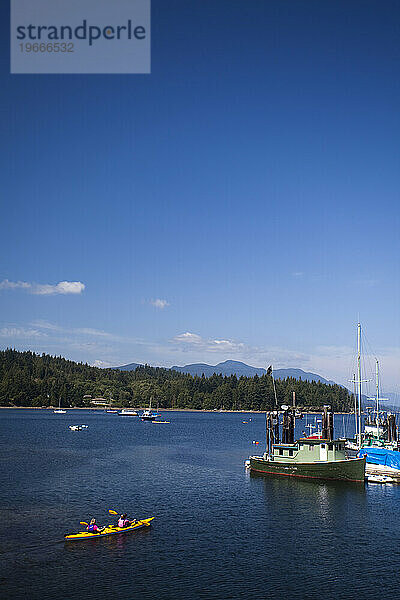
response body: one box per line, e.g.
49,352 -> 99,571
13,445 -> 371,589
64,517 -> 154,541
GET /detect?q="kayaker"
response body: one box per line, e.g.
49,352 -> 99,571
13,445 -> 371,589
117,515 -> 125,527
87,518 -> 104,533
118,514 -> 133,528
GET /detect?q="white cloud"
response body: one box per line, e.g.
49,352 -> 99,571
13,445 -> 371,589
33,281 -> 85,295
75,327 -> 112,338
31,321 -> 116,339
0,279 -> 31,290
92,359 -> 115,368
172,332 -> 245,353
0,327 -> 46,338
29,321 -> 124,344
30,320 -> 63,331
169,332 -> 320,376
306,344 -> 400,390
150,298 -> 169,309
212,339 -> 244,350
0,279 -> 85,295
174,332 -> 203,344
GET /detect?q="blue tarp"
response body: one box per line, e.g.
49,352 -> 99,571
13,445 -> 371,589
357,447 -> 400,470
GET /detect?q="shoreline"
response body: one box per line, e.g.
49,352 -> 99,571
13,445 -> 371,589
0,406 -> 354,414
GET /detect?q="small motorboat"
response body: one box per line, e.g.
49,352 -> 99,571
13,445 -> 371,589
140,410 -> 159,421
69,425 -> 88,431
118,409 -> 138,416
53,398 -> 66,413
140,397 -> 160,421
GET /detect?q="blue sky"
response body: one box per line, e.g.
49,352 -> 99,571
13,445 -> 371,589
1,1 -> 399,392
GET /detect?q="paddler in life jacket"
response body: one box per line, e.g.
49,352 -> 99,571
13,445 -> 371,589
87,518 -> 104,533
117,514 -> 133,528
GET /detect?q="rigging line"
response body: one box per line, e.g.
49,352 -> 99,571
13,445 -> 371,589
345,331 -> 359,398
359,329 -> 377,398
361,330 -> 379,364
362,329 -> 388,400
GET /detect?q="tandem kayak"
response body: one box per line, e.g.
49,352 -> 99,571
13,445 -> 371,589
64,517 -> 154,541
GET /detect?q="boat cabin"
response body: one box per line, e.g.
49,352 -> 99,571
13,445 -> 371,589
265,438 -> 346,463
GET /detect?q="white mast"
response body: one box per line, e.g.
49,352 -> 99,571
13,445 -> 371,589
357,322 -> 362,447
375,359 -> 379,436
352,373 -> 358,439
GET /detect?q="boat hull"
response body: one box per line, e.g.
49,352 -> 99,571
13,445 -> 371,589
64,517 -> 154,541
119,414 -> 138,417
249,456 -> 366,482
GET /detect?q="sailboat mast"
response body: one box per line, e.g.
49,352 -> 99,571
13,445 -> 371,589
376,359 -> 379,434
352,374 -> 357,439
357,322 -> 362,447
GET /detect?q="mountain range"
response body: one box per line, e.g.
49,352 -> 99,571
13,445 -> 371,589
170,360 -> 339,384
114,362 -> 142,371
112,359 -> 400,406
114,359 -> 336,385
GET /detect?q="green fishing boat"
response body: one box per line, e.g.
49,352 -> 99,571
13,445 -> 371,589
249,438 -> 366,481
248,405 -> 366,482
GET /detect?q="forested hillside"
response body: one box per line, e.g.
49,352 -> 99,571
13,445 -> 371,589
0,349 -> 353,411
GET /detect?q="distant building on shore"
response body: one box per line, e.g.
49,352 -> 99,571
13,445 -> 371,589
90,398 -> 111,407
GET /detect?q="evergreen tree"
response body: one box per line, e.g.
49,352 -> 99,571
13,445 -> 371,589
0,349 -> 354,412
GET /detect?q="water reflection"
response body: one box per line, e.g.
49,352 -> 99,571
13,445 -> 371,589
250,470 -> 366,493
249,470 -> 367,527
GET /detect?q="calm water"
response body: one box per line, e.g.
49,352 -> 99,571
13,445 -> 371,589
1,410 -> 399,600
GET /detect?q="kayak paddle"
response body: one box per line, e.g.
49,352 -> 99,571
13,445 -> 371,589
109,509 -> 138,525
80,521 -> 89,527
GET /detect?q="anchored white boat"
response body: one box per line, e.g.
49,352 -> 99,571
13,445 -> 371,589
140,398 -> 160,421
140,409 -> 159,421
118,409 -> 138,416
53,397 -> 66,414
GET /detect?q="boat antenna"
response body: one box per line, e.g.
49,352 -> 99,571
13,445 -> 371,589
267,365 -> 278,407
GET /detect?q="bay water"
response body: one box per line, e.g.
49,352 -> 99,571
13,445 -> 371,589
0,410 -> 399,599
